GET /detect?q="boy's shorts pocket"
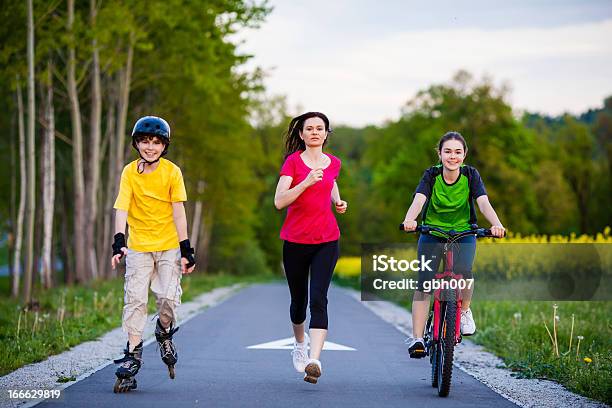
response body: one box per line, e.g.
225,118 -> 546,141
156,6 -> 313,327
151,248 -> 182,303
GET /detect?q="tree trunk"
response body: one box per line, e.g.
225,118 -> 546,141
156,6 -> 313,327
8,90 -> 16,283
12,80 -> 26,298
85,0 -> 101,280
113,33 -> 135,191
196,207 -> 213,273
34,119 -> 44,289
100,79 -> 117,279
113,34 -> 134,192
104,36 -> 134,279
41,61 -> 55,289
67,0 -> 87,283
59,180 -> 74,284
23,0 -> 36,305
190,180 -> 205,248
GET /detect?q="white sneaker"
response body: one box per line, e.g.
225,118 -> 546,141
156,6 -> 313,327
304,358 -> 322,384
405,337 -> 426,358
461,308 -> 476,336
291,333 -> 309,373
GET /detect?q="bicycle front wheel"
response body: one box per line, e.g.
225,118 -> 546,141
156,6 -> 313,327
425,312 -> 438,388
437,291 -> 456,397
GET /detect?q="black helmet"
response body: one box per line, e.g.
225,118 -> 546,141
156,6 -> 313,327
132,115 -> 170,142
131,115 -> 171,156
131,116 -> 171,172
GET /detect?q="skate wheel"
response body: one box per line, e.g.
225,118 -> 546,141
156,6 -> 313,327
168,365 -> 175,379
113,377 -> 136,393
113,378 -> 121,393
114,378 -> 129,393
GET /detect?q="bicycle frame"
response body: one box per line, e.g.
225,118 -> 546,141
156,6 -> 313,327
432,247 -> 463,345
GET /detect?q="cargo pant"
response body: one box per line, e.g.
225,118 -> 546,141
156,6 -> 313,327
122,248 -> 182,336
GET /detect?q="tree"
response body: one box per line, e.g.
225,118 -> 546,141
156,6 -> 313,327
0,0 -> 275,286
366,71 -> 540,241
23,0 -> 36,305
558,116 -> 597,233
11,80 -> 26,298
128,0 -> 270,274
593,96 -> 612,228
83,0 -> 102,280
40,61 -> 55,289
66,0 -> 88,283
250,95 -> 290,271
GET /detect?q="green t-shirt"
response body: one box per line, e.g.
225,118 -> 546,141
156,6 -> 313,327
415,164 -> 487,233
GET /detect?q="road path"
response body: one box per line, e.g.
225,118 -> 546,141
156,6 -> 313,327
38,283 -> 517,407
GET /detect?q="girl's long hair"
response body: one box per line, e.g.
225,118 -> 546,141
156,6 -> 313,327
284,112 -> 332,157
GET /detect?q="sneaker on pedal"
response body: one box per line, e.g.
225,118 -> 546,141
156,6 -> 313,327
461,308 -> 476,336
291,332 -> 309,373
406,337 -> 426,358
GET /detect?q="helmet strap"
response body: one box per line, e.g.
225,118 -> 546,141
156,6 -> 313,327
137,156 -> 160,174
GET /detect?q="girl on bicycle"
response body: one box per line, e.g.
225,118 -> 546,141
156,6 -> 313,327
401,131 -> 505,358
274,112 -> 347,383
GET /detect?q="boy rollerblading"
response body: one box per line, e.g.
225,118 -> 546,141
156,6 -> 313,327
111,116 -> 196,392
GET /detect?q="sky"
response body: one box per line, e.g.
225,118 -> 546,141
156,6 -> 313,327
238,0 -> 612,127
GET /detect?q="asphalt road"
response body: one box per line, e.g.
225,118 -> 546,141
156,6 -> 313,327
38,283 -> 517,408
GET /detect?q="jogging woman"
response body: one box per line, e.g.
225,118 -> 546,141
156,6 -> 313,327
274,112 -> 347,383
401,131 -> 505,358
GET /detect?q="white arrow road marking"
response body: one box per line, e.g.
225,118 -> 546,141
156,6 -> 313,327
247,337 -> 356,351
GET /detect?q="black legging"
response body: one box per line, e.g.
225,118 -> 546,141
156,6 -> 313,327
283,240 -> 339,330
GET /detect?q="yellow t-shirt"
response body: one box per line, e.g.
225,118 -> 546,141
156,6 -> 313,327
113,158 -> 187,252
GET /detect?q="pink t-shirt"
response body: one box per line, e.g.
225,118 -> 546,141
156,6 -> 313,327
279,151 -> 341,244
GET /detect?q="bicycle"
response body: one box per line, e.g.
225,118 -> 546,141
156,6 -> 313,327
399,223 -> 502,397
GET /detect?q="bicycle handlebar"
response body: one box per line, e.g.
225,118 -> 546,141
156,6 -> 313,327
398,223 -> 505,239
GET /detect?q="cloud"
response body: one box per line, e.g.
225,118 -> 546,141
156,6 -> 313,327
239,11 -> 612,126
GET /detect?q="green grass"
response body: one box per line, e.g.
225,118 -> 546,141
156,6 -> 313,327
471,300 -> 611,405
0,272 -> 275,377
332,274 -> 612,405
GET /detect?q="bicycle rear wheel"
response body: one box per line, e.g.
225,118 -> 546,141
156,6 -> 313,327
437,291 -> 456,397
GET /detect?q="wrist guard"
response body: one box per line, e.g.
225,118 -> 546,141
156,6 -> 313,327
179,239 -> 196,268
112,233 -> 126,258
